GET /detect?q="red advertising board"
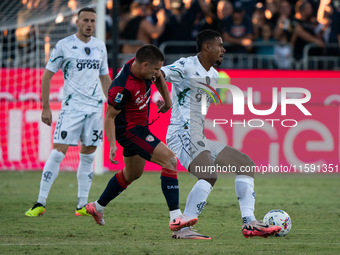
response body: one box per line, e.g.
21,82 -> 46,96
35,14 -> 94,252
205,105 -> 339,172
0,69 -> 339,172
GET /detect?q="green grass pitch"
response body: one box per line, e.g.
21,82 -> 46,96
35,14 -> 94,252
0,171 -> 339,254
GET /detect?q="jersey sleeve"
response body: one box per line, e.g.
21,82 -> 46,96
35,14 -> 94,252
46,41 -> 63,73
107,85 -> 131,110
99,43 -> 109,75
161,58 -> 190,85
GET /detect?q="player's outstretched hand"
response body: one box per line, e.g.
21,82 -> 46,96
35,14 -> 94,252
157,100 -> 170,113
156,8 -> 166,25
41,108 -> 52,126
152,70 -> 162,82
110,146 -> 119,164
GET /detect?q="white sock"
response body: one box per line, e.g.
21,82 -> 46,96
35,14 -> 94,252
77,152 -> 95,208
235,175 -> 256,224
37,196 -> 46,206
183,179 -> 213,218
77,197 -> 87,209
170,209 -> 182,222
37,149 -> 65,206
95,200 -> 105,213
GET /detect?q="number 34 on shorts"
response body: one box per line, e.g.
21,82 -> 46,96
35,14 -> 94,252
53,110 -> 104,146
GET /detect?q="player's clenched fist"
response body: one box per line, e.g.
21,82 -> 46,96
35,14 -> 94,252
157,99 -> 171,113
109,145 -> 119,164
41,108 -> 52,126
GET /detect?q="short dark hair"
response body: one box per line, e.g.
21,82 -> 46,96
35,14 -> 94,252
299,2 -> 309,13
78,7 -> 96,16
135,44 -> 164,64
196,29 -> 222,52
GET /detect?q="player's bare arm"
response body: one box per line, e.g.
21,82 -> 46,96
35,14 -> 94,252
99,74 -> 112,99
41,69 -> 55,126
141,8 -> 166,40
317,0 -> 331,25
154,70 -> 172,113
294,23 -> 325,47
104,104 -> 121,164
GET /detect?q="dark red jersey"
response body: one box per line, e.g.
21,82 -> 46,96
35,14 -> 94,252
108,58 -> 152,130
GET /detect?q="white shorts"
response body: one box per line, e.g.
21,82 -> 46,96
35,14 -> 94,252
53,109 -> 103,147
166,127 -> 226,170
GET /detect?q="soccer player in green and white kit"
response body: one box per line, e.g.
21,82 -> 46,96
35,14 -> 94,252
25,7 -> 112,217
162,29 -> 282,239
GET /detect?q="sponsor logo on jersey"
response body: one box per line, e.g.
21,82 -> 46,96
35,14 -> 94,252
114,93 -> 123,103
137,89 -> 150,110
61,131 -> 67,139
72,45 -> 78,49
85,47 -> 91,55
135,97 -> 142,105
146,135 -> 155,142
197,141 -> 205,147
76,59 -> 100,71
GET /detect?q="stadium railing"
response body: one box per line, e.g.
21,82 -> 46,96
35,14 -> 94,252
1,39 -> 338,70
158,41 -> 340,70
114,40 -> 295,70
302,43 -> 340,70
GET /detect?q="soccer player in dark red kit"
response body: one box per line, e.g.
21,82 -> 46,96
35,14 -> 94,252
86,45 -> 199,234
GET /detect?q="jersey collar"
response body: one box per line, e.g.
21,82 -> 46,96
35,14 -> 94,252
74,34 -> 92,45
195,55 -> 213,73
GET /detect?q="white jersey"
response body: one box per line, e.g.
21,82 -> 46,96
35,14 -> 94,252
161,56 -> 219,134
46,34 -> 109,112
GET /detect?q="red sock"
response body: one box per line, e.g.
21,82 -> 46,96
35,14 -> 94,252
116,169 -> 131,189
161,167 -> 178,179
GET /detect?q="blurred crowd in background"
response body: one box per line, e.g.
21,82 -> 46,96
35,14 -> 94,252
114,0 -> 340,61
0,0 -> 339,69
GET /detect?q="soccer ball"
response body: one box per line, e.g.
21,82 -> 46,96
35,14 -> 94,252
263,209 -> 292,236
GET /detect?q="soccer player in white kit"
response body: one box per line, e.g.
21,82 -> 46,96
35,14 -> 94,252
25,7 -> 112,217
162,30 -> 281,239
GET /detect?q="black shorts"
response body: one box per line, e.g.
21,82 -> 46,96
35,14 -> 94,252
116,125 -> 161,161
